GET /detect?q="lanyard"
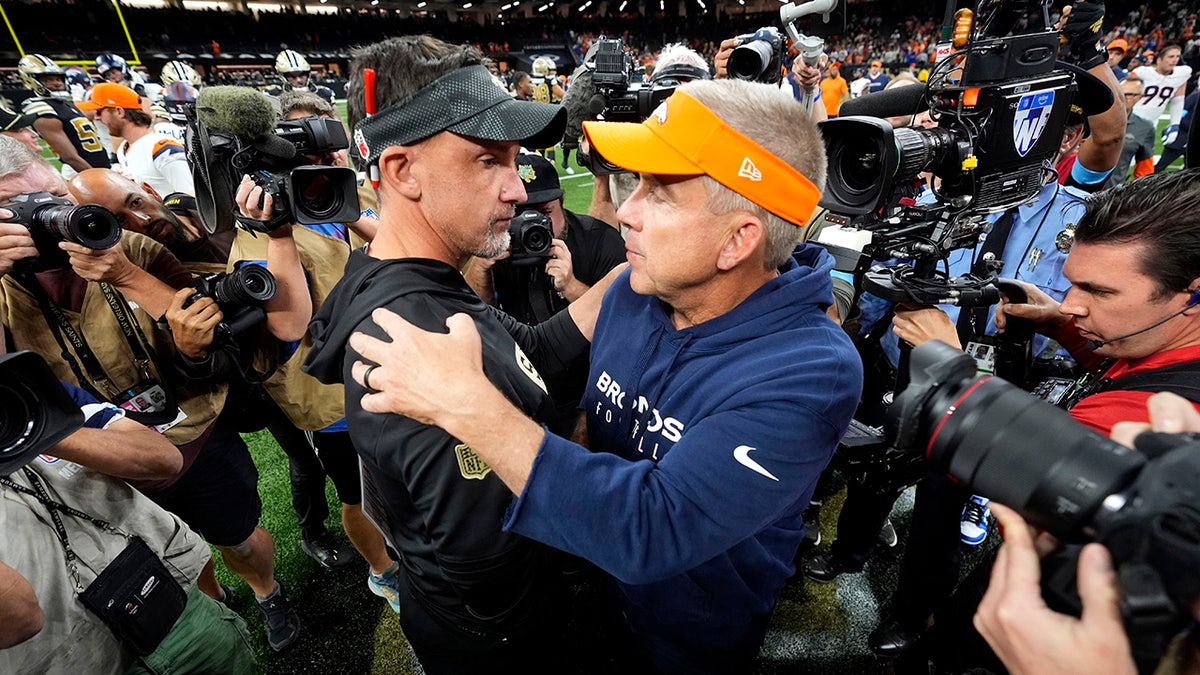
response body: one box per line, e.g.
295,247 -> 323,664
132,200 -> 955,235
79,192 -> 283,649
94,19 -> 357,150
0,468 -> 129,592
17,272 -> 159,400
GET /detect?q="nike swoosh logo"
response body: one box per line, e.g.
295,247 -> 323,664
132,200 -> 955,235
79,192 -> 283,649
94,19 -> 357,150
733,445 -> 779,481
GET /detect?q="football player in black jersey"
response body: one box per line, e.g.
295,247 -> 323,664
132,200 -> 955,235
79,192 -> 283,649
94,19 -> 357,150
17,54 -> 111,177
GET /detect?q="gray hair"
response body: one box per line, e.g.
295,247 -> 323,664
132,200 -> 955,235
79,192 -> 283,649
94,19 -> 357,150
655,43 -> 710,75
681,79 -> 827,269
0,134 -> 42,181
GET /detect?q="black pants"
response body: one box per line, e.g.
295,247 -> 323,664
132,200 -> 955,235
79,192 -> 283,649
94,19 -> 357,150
262,399 -> 361,539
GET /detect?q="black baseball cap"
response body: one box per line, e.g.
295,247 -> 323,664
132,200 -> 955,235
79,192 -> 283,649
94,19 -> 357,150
354,65 -> 566,168
516,153 -> 563,206
0,105 -> 36,132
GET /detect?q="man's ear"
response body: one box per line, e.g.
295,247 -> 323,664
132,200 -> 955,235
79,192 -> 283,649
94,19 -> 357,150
716,213 -> 766,271
378,145 -> 420,200
1184,277 -> 1200,313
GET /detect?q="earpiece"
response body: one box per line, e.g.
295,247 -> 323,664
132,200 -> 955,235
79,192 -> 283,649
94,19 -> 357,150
1188,289 -> 1200,307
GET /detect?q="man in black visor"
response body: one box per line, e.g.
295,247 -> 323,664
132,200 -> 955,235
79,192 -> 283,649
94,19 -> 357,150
302,36 -> 618,673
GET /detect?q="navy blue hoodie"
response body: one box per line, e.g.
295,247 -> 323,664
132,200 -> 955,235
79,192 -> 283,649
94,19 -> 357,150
503,244 -> 863,672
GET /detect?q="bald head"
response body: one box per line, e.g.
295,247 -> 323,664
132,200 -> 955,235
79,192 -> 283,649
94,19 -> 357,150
69,169 -> 194,247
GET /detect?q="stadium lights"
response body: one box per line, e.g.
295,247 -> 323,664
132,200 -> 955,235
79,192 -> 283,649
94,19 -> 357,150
370,0 -> 378,4
578,0 -> 591,10
618,0 -> 627,8
501,2 -> 513,8
659,0 -> 664,9
417,1 -> 426,6
697,0 -> 705,7
462,2 -> 472,7
538,3 -> 549,9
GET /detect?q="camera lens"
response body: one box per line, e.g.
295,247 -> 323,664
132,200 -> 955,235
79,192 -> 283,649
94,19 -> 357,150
295,172 -> 344,222
840,138 -> 886,194
0,381 -> 39,457
523,226 -> 552,255
212,265 -> 277,306
34,203 -> 122,250
728,41 -> 773,81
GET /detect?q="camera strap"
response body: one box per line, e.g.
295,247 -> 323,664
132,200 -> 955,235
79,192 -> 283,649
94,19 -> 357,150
0,468 -> 129,592
16,272 -> 180,425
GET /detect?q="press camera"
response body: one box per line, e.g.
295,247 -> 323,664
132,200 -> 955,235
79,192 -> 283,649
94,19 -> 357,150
0,351 -> 84,476
2,192 -> 121,268
184,264 -> 278,345
890,341 -> 1200,653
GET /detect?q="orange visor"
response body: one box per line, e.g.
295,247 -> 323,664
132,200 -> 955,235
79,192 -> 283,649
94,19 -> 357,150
583,89 -> 821,227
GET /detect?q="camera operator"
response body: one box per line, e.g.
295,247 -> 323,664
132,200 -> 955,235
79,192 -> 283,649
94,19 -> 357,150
975,392 -> 1200,675
77,83 -> 195,199
0,338 -> 256,674
299,36 -> 622,673
0,139 -> 302,652
995,169 -> 1200,432
464,153 -> 625,436
334,76 -> 862,673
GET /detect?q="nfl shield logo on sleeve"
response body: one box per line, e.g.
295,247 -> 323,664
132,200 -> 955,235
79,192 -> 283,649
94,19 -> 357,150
1013,91 -> 1055,158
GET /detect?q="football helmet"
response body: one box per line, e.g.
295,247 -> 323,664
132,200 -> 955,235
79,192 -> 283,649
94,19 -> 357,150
532,56 -> 555,78
275,49 -> 311,89
96,52 -> 129,82
63,66 -> 92,89
161,60 -> 203,87
161,81 -> 198,123
18,54 -> 69,98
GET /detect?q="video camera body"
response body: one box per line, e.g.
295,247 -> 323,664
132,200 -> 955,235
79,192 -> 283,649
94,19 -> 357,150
186,86 -> 360,234
2,192 -> 122,269
183,264 -> 278,346
816,0 -> 1077,306
891,341 -> 1200,659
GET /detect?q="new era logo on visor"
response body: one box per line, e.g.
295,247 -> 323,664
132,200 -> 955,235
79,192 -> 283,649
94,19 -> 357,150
738,158 -> 762,182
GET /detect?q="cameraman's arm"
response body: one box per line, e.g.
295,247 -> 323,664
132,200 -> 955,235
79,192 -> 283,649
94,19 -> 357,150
236,177 -> 312,342
463,256 -> 498,306
50,415 -> 183,481
588,171 -> 620,227
1075,62 -> 1125,179
61,240 -> 179,319
0,562 -> 43,648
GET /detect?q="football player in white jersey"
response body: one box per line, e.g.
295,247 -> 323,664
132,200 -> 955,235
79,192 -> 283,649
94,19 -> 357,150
1131,44 -> 1191,145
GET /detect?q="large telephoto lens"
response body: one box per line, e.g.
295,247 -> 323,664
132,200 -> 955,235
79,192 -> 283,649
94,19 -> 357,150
211,265 -> 277,307
0,379 -> 38,457
890,341 -> 1146,538
33,203 -> 122,250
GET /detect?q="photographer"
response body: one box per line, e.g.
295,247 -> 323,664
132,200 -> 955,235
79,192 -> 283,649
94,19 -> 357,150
0,338 -> 255,673
0,139 -> 301,652
220,89 -> 397,599
335,76 -> 861,673
975,392 -> 1200,675
464,153 -> 625,436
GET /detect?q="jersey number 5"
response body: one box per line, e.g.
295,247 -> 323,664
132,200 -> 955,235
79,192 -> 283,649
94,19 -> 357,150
70,117 -> 104,153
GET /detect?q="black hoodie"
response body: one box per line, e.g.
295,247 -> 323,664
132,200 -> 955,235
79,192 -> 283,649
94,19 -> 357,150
302,249 -> 587,643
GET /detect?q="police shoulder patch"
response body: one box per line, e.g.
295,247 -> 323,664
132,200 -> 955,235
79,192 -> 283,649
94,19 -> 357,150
455,444 -> 493,480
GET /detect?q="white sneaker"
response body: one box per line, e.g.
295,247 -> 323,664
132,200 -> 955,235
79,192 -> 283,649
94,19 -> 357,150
960,495 -> 990,546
